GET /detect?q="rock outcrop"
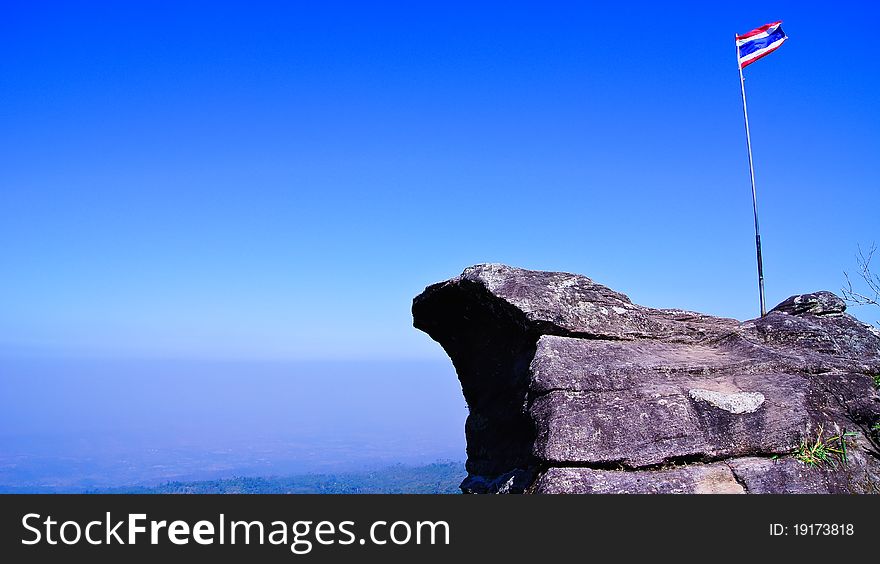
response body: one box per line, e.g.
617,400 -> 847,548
412,264 -> 880,494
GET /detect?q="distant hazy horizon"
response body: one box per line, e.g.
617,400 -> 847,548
0,357 -> 466,490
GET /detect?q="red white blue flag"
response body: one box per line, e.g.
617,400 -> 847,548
736,21 -> 787,69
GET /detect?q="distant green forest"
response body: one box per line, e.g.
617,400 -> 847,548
89,462 -> 466,494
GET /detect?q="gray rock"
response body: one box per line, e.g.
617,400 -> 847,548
529,345 -> 807,468
533,464 -> 746,494
726,452 -> 880,494
413,264 -> 880,494
771,291 -> 847,316
534,454 -> 880,494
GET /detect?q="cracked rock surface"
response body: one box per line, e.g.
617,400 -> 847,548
412,264 -> 880,494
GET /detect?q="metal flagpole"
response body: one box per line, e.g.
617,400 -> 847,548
736,35 -> 767,317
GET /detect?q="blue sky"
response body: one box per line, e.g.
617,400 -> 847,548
2,1 -> 879,362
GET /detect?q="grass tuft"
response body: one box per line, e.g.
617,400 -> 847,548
794,426 -> 858,468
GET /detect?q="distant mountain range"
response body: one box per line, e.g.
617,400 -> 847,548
80,462 -> 465,494
1,461 -> 465,494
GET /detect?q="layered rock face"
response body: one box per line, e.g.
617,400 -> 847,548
412,264 -> 880,494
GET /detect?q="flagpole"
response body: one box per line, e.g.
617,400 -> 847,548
736,36 -> 767,317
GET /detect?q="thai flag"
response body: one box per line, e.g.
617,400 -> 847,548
736,21 -> 788,69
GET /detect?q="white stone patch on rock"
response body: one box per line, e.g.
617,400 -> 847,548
688,388 -> 765,414
551,276 -> 580,290
496,475 -> 516,494
612,306 -> 627,314
464,263 -> 507,293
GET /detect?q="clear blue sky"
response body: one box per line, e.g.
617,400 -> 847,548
2,1 -> 879,362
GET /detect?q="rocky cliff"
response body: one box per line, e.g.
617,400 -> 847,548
412,264 -> 880,494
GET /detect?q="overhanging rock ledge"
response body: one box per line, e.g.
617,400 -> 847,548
412,264 -> 880,494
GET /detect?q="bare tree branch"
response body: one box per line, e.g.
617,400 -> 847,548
843,243 -> 880,327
